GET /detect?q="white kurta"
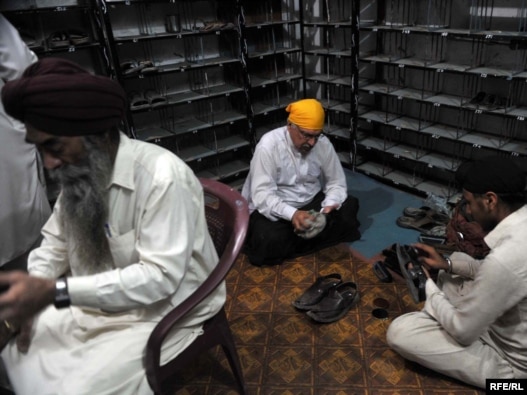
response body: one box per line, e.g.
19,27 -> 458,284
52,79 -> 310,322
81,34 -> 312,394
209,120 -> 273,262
0,15 -> 51,265
2,134 -> 226,394
241,126 -> 348,221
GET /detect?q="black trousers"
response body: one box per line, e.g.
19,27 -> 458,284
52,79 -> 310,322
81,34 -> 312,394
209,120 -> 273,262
244,192 -> 361,266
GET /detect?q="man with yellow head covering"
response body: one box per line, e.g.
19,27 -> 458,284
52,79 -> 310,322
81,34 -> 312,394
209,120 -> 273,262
241,98 -> 361,266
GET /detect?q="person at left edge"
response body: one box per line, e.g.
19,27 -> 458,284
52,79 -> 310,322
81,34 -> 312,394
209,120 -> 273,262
0,58 -> 224,394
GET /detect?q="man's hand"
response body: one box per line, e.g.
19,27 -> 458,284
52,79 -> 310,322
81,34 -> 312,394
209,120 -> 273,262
321,204 -> 339,214
292,210 -> 316,233
412,243 -> 450,273
0,271 -> 55,324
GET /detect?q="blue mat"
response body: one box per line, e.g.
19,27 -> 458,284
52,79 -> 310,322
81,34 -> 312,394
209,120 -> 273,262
344,169 -> 425,259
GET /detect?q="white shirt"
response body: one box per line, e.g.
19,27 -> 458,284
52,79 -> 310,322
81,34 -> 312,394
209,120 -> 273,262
425,205 -> 527,377
242,126 -> 347,221
0,14 -> 51,265
29,134 -> 225,326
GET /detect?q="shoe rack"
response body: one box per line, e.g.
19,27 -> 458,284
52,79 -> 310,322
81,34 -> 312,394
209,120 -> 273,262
302,0 -> 360,166
357,0 -> 527,198
98,0 -> 251,188
0,0 -> 110,76
238,0 -> 304,143
3,0 -> 363,189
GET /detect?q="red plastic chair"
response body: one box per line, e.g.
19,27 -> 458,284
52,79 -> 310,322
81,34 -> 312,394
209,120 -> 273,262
145,178 -> 249,395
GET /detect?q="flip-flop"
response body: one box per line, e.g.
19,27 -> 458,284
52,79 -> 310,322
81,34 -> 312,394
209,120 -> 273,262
396,244 -> 426,304
402,206 -> 450,224
396,215 -> 446,235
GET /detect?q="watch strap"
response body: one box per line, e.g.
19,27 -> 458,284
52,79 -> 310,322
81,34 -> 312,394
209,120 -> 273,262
54,277 -> 70,309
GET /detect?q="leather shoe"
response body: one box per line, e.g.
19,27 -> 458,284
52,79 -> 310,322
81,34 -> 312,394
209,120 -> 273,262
396,244 -> 426,303
306,282 -> 360,323
292,273 -> 342,310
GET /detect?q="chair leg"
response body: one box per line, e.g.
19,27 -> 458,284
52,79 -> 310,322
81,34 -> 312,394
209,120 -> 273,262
217,310 -> 247,395
221,342 -> 246,395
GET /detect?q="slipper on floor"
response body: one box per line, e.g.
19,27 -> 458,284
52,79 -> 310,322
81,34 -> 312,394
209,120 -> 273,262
396,215 -> 445,235
402,206 -> 450,224
396,244 -> 426,303
292,273 -> 341,310
306,282 -> 360,323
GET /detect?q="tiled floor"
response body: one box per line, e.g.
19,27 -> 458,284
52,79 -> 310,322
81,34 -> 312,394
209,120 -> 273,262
173,243 -> 485,395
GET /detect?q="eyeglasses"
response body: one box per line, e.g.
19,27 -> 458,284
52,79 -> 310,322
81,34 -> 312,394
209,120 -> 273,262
291,124 -> 323,142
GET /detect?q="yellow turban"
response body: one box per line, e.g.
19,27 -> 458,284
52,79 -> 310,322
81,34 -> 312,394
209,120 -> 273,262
285,99 -> 325,131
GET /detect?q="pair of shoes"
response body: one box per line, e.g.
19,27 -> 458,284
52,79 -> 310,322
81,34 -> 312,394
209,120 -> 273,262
403,206 -> 450,224
396,215 -> 447,236
292,273 -> 360,323
47,30 -> 89,48
469,91 -> 486,105
199,21 -> 233,32
129,91 -> 167,111
468,91 -> 507,110
120,59 -> 158,76
395,244 -> 427,303
397,206 -> 449,235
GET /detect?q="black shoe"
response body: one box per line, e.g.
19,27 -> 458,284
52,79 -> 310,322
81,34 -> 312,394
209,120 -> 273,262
396,244 -> 426,303
292,273 -> 342,310
306,282 -> 360,323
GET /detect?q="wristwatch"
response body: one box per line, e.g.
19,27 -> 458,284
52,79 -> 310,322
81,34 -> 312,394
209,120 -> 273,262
54,277 -> 70,309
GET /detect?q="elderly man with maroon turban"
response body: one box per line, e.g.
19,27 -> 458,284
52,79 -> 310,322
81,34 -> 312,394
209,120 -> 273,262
241,98 -> 361,266
387,156 -> 527,389
0,58 -> 224,394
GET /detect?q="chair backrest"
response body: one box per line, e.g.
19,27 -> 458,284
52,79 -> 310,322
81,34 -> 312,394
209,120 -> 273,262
199,178 -> 249,291
145,178 -> 249,389
201,177 -> 248,259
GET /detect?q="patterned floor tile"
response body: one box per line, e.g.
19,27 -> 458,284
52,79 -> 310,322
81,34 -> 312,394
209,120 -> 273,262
175,244 -> 486,395
315,346 -> 366,386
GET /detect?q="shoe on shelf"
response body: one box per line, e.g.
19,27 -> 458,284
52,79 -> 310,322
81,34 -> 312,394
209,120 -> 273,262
469,91 -> 486,105
47,31 -> 70,48
129,91 -> 150,111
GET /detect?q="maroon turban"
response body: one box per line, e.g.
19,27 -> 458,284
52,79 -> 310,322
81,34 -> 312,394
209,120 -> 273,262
1,58 -> 127,136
